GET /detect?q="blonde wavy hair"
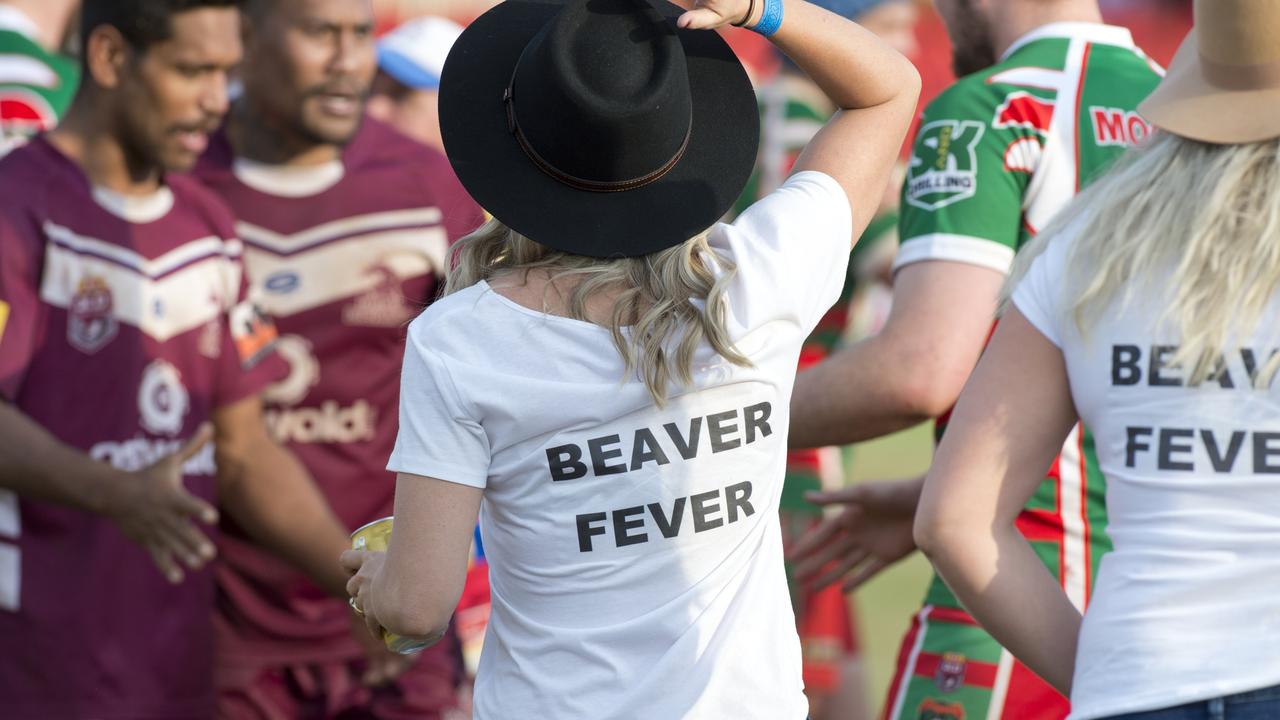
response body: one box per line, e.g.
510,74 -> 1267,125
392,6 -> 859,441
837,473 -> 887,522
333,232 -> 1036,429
445,218 -> 752,404
1004,132 -> 1280,386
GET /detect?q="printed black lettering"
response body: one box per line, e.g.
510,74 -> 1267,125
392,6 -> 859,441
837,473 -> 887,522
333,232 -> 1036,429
1149,346 -> 1182,387
663,418 -> 703,460
1202,429 -> 1246,472
690,490 -> 723,532
630,428 -> 670,471
1125,426 -> 1153,467
1157,427 -> 1195,471
1207,356 -> 1235,389
589,434 -> 626,476
1112,345 -> 1142,386
576,512 -> 607,552
1254,432 -> 1280,474
1242,348 -> 1280,386
725,481 -> 755,523
612,506 -> 648,547
547,444 -> 588,482
707,411 -> 741,453
744,402 -> 773,443
647,498 -> 686,539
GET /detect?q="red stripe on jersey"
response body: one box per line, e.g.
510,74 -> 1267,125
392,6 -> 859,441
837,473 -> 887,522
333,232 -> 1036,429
1017,509 -> 1067,544
1074,43 -> 1095,192
926,606 -> 983,626
913,652 -> 1000,689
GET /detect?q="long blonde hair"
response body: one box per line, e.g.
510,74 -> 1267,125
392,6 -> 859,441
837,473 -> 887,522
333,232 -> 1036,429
445,218 -> 752,404
1005,132 -> 1280,385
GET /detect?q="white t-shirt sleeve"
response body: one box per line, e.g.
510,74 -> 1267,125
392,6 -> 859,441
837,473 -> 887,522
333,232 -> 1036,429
386,319 -> 491,488
712,170 -> 854,334
1010,233 -> 1072,348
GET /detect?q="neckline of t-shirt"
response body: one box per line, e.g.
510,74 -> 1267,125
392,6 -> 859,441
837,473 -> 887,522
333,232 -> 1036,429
232,157 -> 345,197
91,185 -> 176,223
477,280 -> 631,334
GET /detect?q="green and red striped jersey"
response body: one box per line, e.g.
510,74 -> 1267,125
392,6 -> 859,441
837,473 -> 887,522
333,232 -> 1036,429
0,27 -> 78,156
894,23 -> 1162,611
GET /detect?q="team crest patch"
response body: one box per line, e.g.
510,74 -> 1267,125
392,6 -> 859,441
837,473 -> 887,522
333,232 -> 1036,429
918,697 -> 966,720
906,120 -> 985,211
138,359 -> 190,436
933,652 -> 967,692
67,276 -> 117,354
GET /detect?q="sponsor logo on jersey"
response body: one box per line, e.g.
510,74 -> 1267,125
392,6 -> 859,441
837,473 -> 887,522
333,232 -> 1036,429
906,120 -> 985,211
264,271 -> 300,294
90,435 -> 216,475
341,263 -> 416,328
229,299 -> 278,368
1091,106 -> 1152,147
933,652 -> 967,692
137,359 -> 190,436
265,400 -> 377,445
67,276 -> 117,354
993,92 -> 1054,133
917,698 -> 966,720
264,334 -> 321,407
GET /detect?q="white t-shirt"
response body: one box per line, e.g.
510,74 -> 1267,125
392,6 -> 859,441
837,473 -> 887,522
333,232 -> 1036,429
1013,231 -> 1280,720
388,171 -> 852,719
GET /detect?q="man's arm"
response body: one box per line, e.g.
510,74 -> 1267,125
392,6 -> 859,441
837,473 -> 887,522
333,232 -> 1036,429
213,394 -> 350,597
788,259 -> 1005,449
0,402 -> 220,582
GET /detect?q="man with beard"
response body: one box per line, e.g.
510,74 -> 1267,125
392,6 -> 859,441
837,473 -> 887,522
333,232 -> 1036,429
193,1 -> 483,717
0,1 -> 354,716
786,0 -> 1162,718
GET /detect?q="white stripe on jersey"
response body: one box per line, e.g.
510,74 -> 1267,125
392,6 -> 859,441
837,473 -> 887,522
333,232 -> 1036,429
1020,38 -> 1089,233
244,226 -> 449,318
237,207 -> 443,255
0,491 -> 16,539
886,605 -> 933,720
987,67 -> 1067,91
40,239 -> 242,342
0,53 -> 57,88
1059,423 -> 1089,610
0,542 -> 16,611
985,649 -> 1017,720
43,221 -> 242,278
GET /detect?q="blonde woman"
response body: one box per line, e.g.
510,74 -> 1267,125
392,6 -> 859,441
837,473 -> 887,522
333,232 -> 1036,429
338,0 -> 918,716
914,1 -> 1280,718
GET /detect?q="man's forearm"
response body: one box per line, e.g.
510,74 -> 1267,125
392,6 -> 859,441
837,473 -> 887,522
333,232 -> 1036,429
788,336 -> 934,449
218,438 -> 352,597
0,401 -> 126,514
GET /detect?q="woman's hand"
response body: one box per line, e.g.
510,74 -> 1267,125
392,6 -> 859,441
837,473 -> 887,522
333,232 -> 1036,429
341,549 -> 387,639
675,0 -> 755,30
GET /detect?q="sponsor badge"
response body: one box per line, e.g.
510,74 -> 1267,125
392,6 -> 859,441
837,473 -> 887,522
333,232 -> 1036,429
67,276 -> 117,354
933,652 -> 967,692
229,299 -> 278,369
906,120 -> 985,211
918,697 -> 966,720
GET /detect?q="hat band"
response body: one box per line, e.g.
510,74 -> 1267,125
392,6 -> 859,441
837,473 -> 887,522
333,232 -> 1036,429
1201,53 -> 1280,91
503,86 -> 692,194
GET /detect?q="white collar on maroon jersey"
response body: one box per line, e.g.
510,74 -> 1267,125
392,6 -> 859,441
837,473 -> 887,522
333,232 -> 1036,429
0,7 -> 39,41
1002,22 -> 1137,61
92,185 -> 175,224
232,157 -> 345,198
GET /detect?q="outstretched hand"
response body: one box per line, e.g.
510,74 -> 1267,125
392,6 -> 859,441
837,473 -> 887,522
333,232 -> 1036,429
787,476 -> 924,592
675,0 -> 754,30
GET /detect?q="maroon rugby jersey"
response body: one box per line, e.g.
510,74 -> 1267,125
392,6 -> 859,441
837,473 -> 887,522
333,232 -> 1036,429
194,118 -> 483,662
0,137 -> 285,718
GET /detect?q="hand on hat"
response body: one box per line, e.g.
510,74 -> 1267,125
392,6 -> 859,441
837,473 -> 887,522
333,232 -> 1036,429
675,0 -> 756,30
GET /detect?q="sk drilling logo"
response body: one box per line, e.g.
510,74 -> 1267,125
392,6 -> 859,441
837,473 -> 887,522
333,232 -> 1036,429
906,120 -> 985,211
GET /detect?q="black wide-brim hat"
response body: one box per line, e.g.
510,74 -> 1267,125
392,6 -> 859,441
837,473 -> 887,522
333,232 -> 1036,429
439,0 -> 760,258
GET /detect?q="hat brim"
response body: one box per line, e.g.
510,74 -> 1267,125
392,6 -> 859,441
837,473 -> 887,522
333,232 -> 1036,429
378,47 -> 442,90
439,0 -> 760,258
1140,30 -> 1280,145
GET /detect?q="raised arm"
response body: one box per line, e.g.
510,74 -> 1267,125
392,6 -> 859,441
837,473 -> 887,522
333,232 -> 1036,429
679,0 -> 921,236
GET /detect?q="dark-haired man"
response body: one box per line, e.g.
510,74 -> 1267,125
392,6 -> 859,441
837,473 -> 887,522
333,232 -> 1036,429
193,1 -> 482,717
0,1 -> 353,716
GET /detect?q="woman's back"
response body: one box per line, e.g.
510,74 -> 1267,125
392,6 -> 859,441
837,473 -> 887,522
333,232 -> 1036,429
390,172 -> 852,718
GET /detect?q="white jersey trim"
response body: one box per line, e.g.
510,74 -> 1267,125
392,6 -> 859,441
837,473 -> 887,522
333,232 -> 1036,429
0,53 -> 56,88
92,186 -> 175,224
232,157 -> 346,198
892,233 -> 1015,275
237,207 -> 444,255
43,222 -> 238,277
1001,22 -> 1136,60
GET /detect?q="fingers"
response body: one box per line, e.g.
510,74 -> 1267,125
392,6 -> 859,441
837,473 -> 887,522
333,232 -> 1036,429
791,531 -> 859,581
812,548 -> 870,591
147,545 -> 185,584
346,572 -> 363,600
804,486 -> 866,506
785,514 -> 843,563
171,488 -> 219,526
676,7 -> 727,29
340,549 -> 368,573
842,558 -> 891,593
175,422 -> 214,464
158,515 -> 216,569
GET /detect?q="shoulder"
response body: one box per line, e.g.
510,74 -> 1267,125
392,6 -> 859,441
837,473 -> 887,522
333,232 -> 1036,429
165,173 -> 239,237
348,117 -> 439,170
0,140 -> 60,222
407,283 -> 489,341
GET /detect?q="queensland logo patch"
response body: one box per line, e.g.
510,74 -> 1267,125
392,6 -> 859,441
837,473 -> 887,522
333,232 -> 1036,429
67,276 -> 117,354
918,697 -> 966,720
906,120 -> 985,211
933,652 -> 967,692
138,359 -> 190,436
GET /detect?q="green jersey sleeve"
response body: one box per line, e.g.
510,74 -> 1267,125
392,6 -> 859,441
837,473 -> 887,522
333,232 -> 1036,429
895,80 -> 1047,275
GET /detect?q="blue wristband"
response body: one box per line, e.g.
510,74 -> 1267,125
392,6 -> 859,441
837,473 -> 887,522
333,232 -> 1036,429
751,0 -> 783,36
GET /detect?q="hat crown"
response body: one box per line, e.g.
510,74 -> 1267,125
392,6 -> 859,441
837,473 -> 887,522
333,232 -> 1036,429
508,0 -> 692,187
1196,0 -> 1280,68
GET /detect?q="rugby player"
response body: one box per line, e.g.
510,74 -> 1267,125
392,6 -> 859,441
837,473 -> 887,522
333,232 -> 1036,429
193,1 -> 483,717
787,0 -> 1163,717
0,0 -> 80,152
0,1 -> 353,717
